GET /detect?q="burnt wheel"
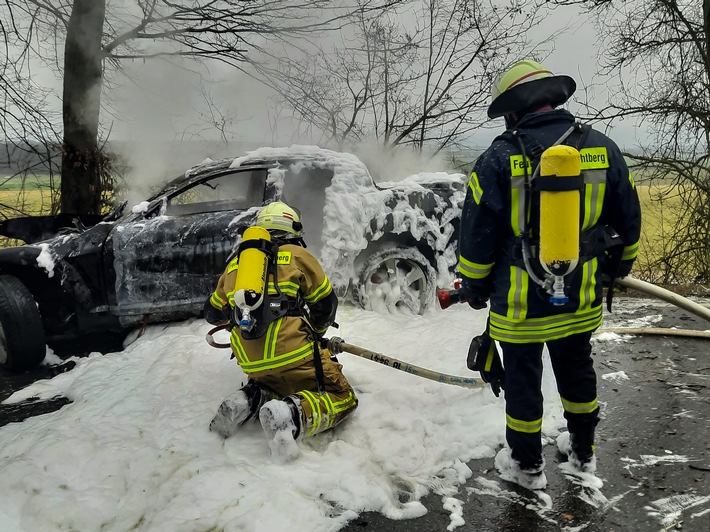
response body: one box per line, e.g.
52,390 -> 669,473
354,246 -> 436,315
0,275 -> 46,372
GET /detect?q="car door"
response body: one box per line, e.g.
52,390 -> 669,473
108,168 -> 267,326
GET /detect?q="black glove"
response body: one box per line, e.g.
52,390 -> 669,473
617,259 -> 634,279
203,297 -> 231,325
466,331 -> 505,397
457,284 -> 488,310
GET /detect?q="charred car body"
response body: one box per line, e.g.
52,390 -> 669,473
0,146 -> 465,371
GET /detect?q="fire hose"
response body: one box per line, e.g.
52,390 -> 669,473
614,276 -> 710,325
324,336 -> 487,389
205,325 -> 488,389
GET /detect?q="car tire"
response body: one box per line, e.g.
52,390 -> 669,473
354,245 -> 437,315
0,275 -> 46,372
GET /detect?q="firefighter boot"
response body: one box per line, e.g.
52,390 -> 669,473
260,396 -> 302,462
556,431 -> 597,473
209,381 -> 275,438
494,447 -> 547,491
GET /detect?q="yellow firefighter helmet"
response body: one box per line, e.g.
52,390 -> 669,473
488,60 -> 576,119
256,201 -> 303,237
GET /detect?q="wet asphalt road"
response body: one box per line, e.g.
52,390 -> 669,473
1,298 -> 709,531
342,301 -> 710,532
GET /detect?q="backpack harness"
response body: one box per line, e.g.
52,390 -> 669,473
497,122 -> 624,309
232,236 -> 327,393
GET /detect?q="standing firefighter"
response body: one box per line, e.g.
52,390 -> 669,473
204,201 -> 358,460
457,60 -> 641,490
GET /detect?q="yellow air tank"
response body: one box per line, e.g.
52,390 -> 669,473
234,226 -> 271,330
538,144 -> 582,304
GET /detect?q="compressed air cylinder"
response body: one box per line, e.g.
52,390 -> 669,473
234,226 -> 271,313
538,144 -> 581,278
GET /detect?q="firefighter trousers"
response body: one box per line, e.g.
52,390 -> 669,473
254,350 -> 358,438
500,331 -> 600,471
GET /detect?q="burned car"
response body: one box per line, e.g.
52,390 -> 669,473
0,146 -> 465,371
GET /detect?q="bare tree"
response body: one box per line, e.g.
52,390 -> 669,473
2,0 -> 392,215
257,0 -> 548,159
1,4 -> 63,218
555,0 -> 710,285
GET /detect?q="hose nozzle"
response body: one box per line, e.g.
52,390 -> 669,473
437,279 -> 464,309
437,289 -> 463,309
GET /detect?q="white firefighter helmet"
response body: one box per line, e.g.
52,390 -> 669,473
488,60 -> 576,119
256,201 -> 303,238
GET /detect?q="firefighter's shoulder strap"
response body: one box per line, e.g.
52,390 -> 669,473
302,318 -> 327,395
497,121 -> 588,232
496,121 -> 591,176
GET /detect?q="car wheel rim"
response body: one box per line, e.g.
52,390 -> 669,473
365,257 -> 428,314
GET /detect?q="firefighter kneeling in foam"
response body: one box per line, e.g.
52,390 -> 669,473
204,202 -> 358,461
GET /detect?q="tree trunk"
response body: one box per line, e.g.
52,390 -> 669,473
61,0 -> 106,215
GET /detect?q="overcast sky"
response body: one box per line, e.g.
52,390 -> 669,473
103,3 -> 644,154
6,1 -> 645,169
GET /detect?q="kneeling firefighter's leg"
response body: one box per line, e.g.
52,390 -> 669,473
259,396 -> 302,462
295,356 -> 358,437
548,332 -> 599,465
210,380 -> 277,438
500,341 -> 545,472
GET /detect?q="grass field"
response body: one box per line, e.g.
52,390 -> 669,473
0,174 -> 57,190
0,177 -> 59,247
634,184 -> 690,283
0,175 -> 58,215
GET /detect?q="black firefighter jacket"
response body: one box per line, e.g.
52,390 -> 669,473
457,109 -> 641,344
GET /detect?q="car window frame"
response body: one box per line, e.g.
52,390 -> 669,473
139,167 -> 268,219
164,168 -> 267,216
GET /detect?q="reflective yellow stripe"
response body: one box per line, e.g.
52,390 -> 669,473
490,306 -> 603,343
579,147 -> 609,169
332,391 -> 357,413
304,277 -> 332,303
210,292 -> 226,308
229,332 -> 250,365
227,258 -> 239,274
506,266 -> 528,321
458,256 -> 494,279
561,397 -> 598,414
510,176 -> 526,235
239,341 -> 314,373
267,280 -> 299,297
628,171 -> 636,190
581,172 -> 606,230
622,241 -> 639,261
483,342 -> 496,372
322,393 -> 336,429
468,172 -> 483,204
506,414 -> 542,434
264,320 -> 281,360
300,390 -> 322,436
577,258 -> 597,311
